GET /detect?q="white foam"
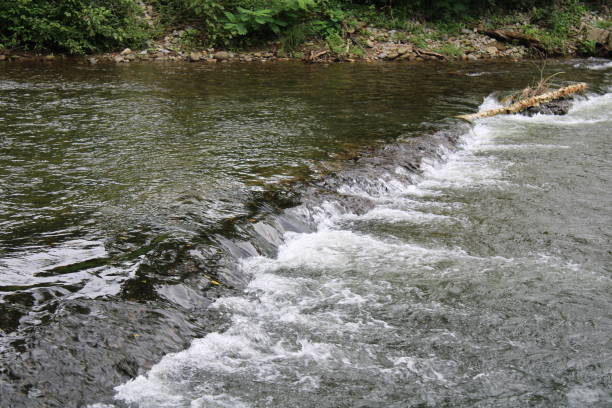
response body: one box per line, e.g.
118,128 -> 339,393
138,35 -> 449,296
348,207 -> 461,224
585,60 -> 612,71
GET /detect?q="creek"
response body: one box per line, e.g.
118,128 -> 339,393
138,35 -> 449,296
0,59 -> 610,408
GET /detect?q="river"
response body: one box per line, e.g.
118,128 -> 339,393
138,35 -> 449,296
0,59 -> 610,407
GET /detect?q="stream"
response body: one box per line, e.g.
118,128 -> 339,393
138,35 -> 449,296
1,59 -> 611,407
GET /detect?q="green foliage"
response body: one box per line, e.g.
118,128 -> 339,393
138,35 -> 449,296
434,21 -> 467,37
578,39 -> 596,54
436,43 -> 463,56
223,0 -> 316,38
350,44 -> 365,57
595,20 -> 612,29
409,33 -> 429,48
0,0 -> 599,55
0,0 -> 148,54
533,0 -> 586,35
185,0 -> 225,45
178,27 -> 202,50
280,22 -> 314,52
325,31 -> 346,54
522,0 -> 587,53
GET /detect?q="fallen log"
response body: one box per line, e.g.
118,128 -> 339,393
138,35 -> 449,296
477,29 -> 546,52
455,82 -> 587,122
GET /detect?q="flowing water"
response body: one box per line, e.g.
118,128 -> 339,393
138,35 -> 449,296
0,59 -> 610,408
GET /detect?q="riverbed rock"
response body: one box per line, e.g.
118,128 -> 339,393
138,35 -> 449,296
189,52 -> 202,62
113,56 -> 124,63
0,55 -> 6,61
214,51 -> 230,60
120,48 -> 132,56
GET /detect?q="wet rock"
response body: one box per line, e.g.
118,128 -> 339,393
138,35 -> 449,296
87,58 -> 98,65
0,55 -> 6,61
522,99 -> 572,116
124,53 -> 136,61
467,54 -> 478,61
120,48 -> 132,56
485,46 -> 498,55
366,39 -> 375,48
214,51 -> 230,60
113,56 -> 124,63
189,52 -> 202,62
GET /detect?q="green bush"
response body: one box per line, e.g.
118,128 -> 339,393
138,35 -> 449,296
0,0 -> 148,54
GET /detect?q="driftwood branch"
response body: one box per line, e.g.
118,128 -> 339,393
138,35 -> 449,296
455,82 -> 587,121
415,49 -> 446,60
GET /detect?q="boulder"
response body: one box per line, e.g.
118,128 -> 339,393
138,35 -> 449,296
586,27 -> 610,45
397,45 -> 412,55
386,52 -> 399,60
120,48 -> 132,56
189,52 -> 202,62
214,51 -> 230,60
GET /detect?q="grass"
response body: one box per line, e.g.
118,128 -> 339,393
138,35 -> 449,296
435,43 -> 464,57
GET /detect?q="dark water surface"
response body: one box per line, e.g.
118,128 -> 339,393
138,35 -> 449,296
0,59 -> 610,407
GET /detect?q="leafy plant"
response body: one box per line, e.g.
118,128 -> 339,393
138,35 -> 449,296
326,31 -> 346,54
578,39 -> 596,55
280,22 -> 313,53
179,27 -> 202,50
223,0 -> 316,38
186,0 -> 226,45
0,0 -> 148,54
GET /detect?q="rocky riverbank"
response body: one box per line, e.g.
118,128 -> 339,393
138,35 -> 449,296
1,11 -> 610,65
